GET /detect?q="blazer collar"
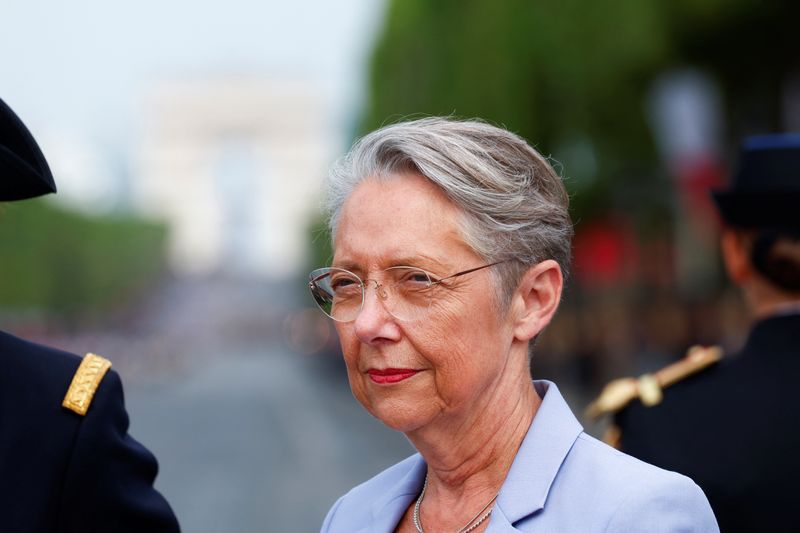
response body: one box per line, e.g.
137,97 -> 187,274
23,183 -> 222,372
363,380 -> 582,532
366,454 -> 426,532
492,380 -> 583,527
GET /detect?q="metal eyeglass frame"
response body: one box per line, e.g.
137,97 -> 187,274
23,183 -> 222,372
308,260 -> 505,322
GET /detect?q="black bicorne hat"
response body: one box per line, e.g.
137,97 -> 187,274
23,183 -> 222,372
0,97 -> 57,201
712,133 -> 800,230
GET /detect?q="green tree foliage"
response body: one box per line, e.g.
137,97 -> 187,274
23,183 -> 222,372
0,199 -> 167,321
363,0 -> 670,218
359,0 -> 796,227
308,0 -> 798,276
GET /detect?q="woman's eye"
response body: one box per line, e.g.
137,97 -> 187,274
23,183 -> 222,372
399,271 -> 431,286
331,277 -> 357,290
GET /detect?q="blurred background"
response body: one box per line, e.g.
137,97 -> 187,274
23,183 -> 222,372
2,0 -> 799,530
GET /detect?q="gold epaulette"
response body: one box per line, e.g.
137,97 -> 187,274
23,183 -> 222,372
62,353 -> 112,416
585,345 -> 722,421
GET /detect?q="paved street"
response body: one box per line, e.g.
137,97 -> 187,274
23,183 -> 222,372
126,341 -> 414,533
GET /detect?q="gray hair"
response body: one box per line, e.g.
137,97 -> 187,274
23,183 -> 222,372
326,117 -> 573,309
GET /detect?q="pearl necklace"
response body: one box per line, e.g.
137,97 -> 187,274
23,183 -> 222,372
412,474 -> 499,533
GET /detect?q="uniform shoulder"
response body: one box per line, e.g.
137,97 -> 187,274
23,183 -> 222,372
0,329 -> 82,385
585,345 -> 722,446
0,330 -> 113,416
61,352 -> 113,415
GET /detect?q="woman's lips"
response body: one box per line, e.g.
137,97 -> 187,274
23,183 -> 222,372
367,368 -> 420,384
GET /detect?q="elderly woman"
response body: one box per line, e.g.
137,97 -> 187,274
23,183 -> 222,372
310,118 -> 718,532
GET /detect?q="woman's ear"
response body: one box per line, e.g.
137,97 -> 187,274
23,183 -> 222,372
511,260 -> 563,342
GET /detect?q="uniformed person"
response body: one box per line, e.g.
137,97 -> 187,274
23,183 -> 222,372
588,133 -> 800,532
0,98 -> 180,533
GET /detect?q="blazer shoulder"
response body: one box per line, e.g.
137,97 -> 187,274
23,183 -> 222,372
603,465 -> 719,532
338,453 -> 420,504
322,454 -> 421,530
572,431 -> 696,484
538,431 -> 717,531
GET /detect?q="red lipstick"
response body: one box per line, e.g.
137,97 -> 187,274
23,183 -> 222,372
367,368 -> 419,384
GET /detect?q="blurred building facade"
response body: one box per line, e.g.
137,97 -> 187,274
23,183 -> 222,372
135,77 -> 335,278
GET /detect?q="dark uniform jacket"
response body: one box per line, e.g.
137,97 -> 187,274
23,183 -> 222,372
0,329 -> 180,533
615,312 -> 800,532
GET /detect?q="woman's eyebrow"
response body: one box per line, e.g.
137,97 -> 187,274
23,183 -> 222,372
389,254 -> 448,270
330,259 -> 362,272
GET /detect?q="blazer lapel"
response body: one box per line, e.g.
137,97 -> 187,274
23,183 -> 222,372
359,381 -> 582,532
491,380 -> 583,529
485,505 -> 526,532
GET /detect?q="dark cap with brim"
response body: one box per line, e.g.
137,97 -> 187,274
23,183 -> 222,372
712,133 -> 800,230
0,97 -> 56,201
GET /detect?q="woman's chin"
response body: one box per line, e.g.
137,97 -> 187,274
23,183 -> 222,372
377,415 -> 423,433
364,399 -> 434,434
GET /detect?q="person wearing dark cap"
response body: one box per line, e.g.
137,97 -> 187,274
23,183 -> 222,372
588,133 -> 800,532
0,98 -> 180,532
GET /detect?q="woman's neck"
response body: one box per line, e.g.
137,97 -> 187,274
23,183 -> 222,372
406,364 -> 540,506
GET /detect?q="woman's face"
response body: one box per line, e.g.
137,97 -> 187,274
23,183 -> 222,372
332,173 -> 521,433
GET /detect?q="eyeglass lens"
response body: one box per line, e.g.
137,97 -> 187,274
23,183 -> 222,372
308,267 -> 435,322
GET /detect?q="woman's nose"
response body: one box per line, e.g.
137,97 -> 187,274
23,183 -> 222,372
353,281 -> 399,344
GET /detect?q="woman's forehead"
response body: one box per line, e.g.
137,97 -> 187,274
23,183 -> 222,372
332,174 -> 474,268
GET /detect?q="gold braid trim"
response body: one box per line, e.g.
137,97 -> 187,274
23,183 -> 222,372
62,353 -> 112,416
585,345 -> 722,420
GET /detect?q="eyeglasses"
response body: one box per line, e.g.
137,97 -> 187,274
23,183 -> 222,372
308,261 -> 504,323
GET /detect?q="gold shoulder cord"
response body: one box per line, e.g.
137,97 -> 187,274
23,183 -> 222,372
585,345 -> 722,447
62,353 -> 112,416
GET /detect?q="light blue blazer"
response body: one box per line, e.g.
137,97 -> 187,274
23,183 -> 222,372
321,381 -> 719,532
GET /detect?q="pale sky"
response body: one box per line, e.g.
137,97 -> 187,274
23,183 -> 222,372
2,0 -> 387,151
